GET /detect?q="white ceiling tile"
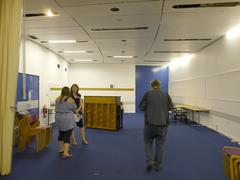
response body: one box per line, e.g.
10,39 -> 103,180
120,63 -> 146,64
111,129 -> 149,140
103,57 -> 137,64
160,10 -> 240,38
101,50 -> 146,57
62,53 -> 102,59
75,14 -> 160,30
56,0 -> 160,7
62,1 -> 162,17
25,18 -> 79,28
33,33 -> 89,41
23,0 -> 240,65
137,61 -> 169,66
24,0 -> 59,10
89,31 -> 156,39
145,53 -> 185,61
25,27 -> 86,35
98,42 -> 152,50
42,41 -> 98,51
153,39 -> 211,52
94,38 -> 153,44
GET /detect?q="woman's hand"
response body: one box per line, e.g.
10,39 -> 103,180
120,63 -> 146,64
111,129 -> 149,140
73,109 -> 78,114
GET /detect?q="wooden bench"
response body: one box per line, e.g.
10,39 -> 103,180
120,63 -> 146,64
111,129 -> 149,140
223,146 -> 240,180
16,114 -> 52,152
174,104 -> 209,123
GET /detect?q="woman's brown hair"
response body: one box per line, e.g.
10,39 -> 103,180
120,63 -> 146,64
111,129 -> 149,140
70,84 -> 79,96
59,86 -> 70,101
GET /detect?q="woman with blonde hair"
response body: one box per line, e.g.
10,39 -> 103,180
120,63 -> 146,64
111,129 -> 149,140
55,86 -> 76,158
70,84 -> 88,145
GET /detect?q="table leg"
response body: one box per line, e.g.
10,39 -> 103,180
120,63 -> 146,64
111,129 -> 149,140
192,111 -> 194,122
198,112 -> 200,123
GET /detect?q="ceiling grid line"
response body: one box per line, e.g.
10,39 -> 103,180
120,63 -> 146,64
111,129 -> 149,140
144,0 -> 165,57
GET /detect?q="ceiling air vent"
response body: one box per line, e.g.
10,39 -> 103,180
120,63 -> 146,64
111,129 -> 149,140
27,35 -> 38,40
173,2 -> 240,9
24,13 -> 45,17
154,51 -> 190,53
77,40 -> 88,43
164,38 -> 211,41
91,27 -> 148,31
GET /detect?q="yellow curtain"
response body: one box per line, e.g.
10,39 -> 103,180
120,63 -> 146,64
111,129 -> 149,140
0,0 -> 23,175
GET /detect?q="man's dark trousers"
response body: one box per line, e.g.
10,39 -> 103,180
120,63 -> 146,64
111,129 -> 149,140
144,124 -> 167,166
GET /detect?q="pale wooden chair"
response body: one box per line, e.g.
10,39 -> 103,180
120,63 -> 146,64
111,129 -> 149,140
233,159 -> 240,180
16,115 -> 52,152
223,146 -> 240,180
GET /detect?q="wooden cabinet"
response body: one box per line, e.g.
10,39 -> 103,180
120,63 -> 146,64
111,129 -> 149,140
84,96 -> 122,131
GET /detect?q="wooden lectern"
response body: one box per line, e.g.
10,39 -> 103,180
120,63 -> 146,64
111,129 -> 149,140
84,96 -> 123,131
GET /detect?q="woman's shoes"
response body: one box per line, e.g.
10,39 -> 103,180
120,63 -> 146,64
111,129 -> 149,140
72,142 -> 78,146
82,139 -> 88,145
62,153 -> 72,159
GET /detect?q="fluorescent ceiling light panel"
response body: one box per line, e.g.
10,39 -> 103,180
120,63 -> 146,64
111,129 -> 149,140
71,59 -> 93,62
48,40 -> 76,43
113,56 -> 134,58
63,50 -> 87,53
226,25 -> 240,40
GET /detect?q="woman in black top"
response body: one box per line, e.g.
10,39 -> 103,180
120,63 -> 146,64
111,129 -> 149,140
70,84 -> 88,145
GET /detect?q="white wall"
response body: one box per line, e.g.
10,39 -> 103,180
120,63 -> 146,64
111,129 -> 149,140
169,35 -> 240,142
68,64 -> 135,112
19,39 -> 69,122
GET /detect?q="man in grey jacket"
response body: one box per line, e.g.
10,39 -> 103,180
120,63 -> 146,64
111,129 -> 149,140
139,79 -> 173,172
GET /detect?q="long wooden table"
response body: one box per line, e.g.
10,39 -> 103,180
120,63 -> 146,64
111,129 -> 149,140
174,104 -> 209,123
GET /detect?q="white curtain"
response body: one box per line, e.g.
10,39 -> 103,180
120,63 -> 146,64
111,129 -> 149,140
0,0 -> 23,175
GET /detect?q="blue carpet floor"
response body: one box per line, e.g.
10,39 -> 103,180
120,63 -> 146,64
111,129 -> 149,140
1,113 -> 239,180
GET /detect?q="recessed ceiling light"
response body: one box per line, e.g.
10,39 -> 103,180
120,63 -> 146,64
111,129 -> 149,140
111,7 -> 120,12
226,24 -> 240,40
48,40 -> 76,43
45,10 -> 58,17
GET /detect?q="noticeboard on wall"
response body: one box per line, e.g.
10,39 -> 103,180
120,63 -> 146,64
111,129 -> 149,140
16,73 -> 39,116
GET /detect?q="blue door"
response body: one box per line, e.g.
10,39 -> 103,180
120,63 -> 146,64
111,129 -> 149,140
135,66 -> 169,113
